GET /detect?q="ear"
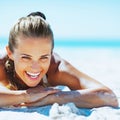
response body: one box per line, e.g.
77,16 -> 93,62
6,46 -> 14,60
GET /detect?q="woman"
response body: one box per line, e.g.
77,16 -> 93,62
0,12 -> 118,108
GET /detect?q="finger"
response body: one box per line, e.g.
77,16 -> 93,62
44,87 -> 60,91
45,89 -> 60,96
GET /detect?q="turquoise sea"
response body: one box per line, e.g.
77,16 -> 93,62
1,37 -> 120,48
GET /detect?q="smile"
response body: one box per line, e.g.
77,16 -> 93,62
26,71 -> 40,79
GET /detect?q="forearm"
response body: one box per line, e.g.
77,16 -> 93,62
28,88 -> 118,108
52,88 -> 118,108
0,90 -> 26,107
0,86 -> 60,107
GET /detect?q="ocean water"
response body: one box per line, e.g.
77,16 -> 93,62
1,37 -> 120,47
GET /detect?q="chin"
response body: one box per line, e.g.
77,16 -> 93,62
27,83 -> 39,87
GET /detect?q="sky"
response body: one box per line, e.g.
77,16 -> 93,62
0,0 -> 120,40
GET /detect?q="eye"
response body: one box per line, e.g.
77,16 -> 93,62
21,56 -> 31,61
40,56 -> 49,62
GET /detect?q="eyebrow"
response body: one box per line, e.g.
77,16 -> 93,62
20,54 -> 51,58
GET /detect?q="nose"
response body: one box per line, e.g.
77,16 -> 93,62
31,61 -> 40,70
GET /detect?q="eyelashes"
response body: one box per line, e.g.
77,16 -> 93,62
21,55 -> 50,62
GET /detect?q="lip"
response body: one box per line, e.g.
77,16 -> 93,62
26,71 -> 40,76
25,71 -> 40,81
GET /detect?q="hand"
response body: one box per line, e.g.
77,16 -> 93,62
23,93 -> 56,107
25,85 -> 60,104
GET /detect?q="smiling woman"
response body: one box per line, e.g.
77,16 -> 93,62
6,37 -> 52,88
0,11 -> 118,108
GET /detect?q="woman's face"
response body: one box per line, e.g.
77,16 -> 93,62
7,37 -> 52,87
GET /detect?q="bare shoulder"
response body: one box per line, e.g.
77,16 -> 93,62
47,53 -> 64,85
47,52 -> 62,75
0,57 -> 6,77
47,53 -> 81,89
0,56 -> 9,86
47,52 -> 105,90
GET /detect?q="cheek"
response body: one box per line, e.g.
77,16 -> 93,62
42,63 -> 50,72
14,59 -> 28,74
41,60 -> 51,72
14,63 -> 25,75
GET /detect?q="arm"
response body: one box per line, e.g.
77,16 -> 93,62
0,88 -> 26,107
0,85 -> 59,107
25,87 -> 118,108
27,53 -> 118,108
54,56 -> 118,108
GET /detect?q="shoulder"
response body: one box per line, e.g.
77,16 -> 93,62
0,54 -> 7,63
50,52 -> 72,70
0,56 -> 6,71
0,55 -> 7,68
47,52 -> 63,85
48,52 -> 65,73
47,52 -> 73,86
51,52 -> 63,63
48,52 -> 74,74
47,53 -> 60,76
0,56 -> 9,86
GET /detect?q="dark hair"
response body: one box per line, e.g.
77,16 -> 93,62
9,11 -> 54,53
27,11 -> 46,20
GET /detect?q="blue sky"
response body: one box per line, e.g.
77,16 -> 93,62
0,0 -> 120,40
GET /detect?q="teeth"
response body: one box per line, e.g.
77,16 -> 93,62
26,72 -> 40,78
27,72 -> 40,76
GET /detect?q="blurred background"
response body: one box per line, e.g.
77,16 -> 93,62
0,0 -> 120,91
0,0 -> 120,44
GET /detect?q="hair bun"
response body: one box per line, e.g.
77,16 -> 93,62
27,11 -> 46,20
